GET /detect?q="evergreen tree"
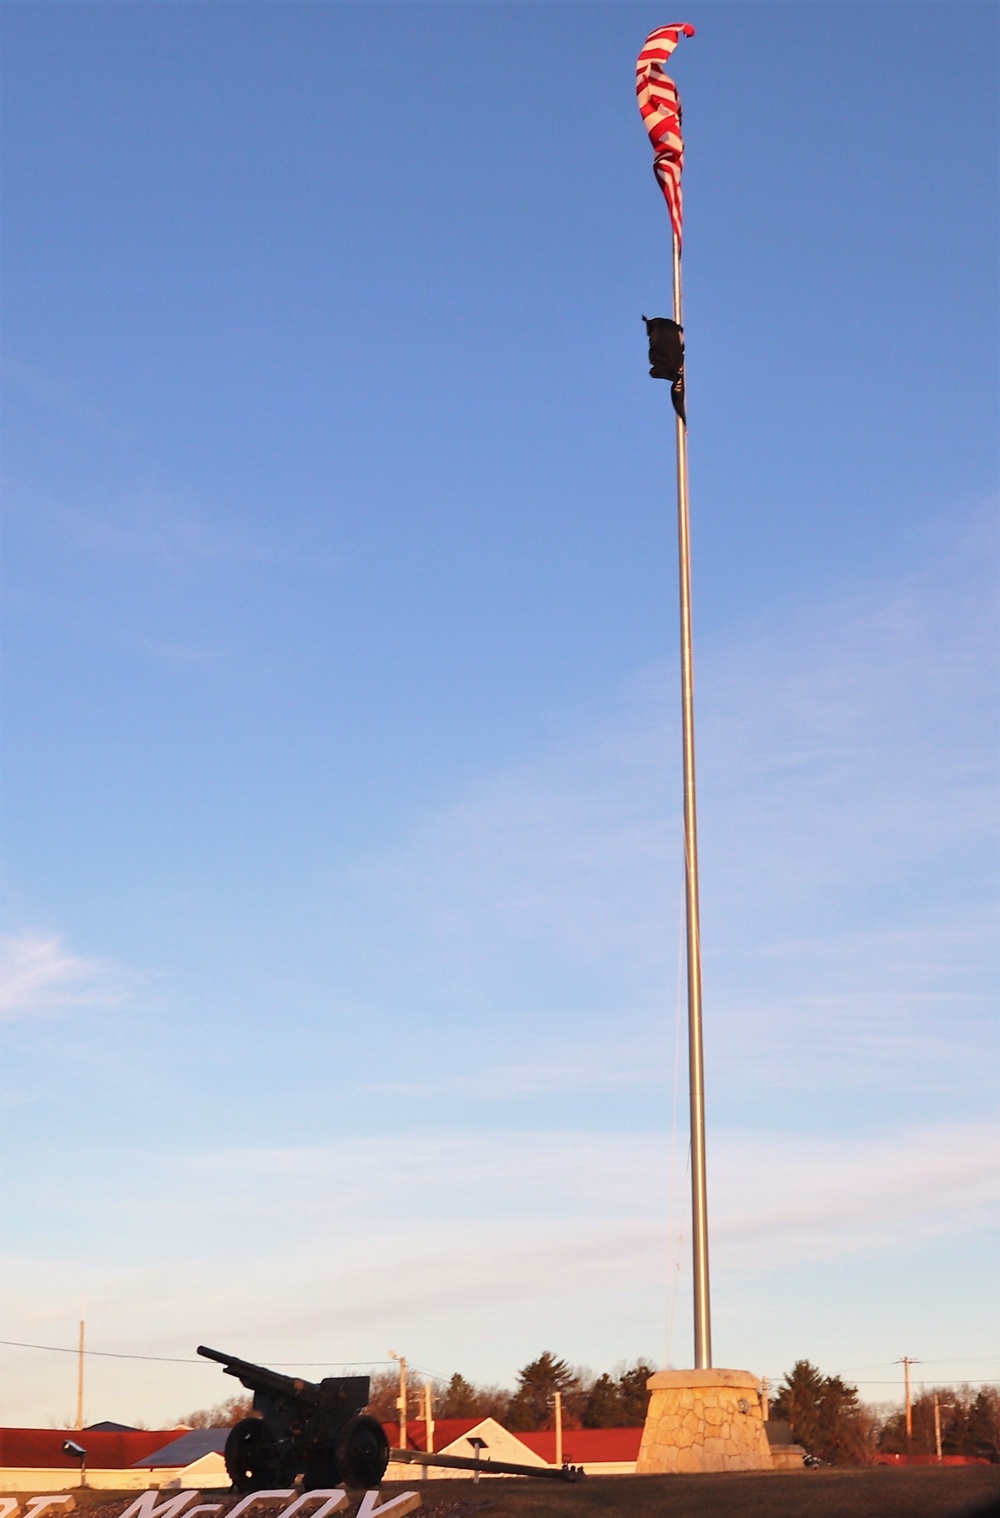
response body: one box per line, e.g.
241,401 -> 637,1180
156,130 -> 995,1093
582,1362 -> 654,1428
773,1360 -> 871,1464
966,1389 -> 1000,1462
440,1374 -> 480,1418
506,1353 -> 578,1431
618,1363 -> 655,1425
582,1374 -> 622,1429
436,1373 -> 510,1422
816,1375 -> 868,1464
773,1360 -> 825,1455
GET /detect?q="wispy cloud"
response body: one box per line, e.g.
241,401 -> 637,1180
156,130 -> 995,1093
358,1042 -> 662,1099
0,933 -> 133,1024
7,1120 -> 993,1287
58,495 -> 342,577
710,1122 -> 1000,1267
0,517 -> 994,1421
1,1120 -> 994,1421
4,353 -> 341,581
318,513 -> 998,1106
2,356 -> 134,442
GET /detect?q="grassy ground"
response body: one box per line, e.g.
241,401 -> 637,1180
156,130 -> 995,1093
29,1471 -> 1000,1518
392,1470 -> 1000,1518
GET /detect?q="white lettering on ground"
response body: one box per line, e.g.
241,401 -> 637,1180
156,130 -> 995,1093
118,1492 -> 201,1518
276,1491 -> 348,1518
226,1491 -> 296,1518
355,1493 -> 421,1518
14,1490 -> 419,1518
23,1501 -> 78,1518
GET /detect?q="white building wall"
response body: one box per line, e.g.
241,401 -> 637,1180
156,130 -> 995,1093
0,1469 -> 165,1494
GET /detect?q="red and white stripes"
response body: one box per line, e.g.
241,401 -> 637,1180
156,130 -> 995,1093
636,23 -> 695,245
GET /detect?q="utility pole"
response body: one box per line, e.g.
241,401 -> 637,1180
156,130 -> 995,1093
934,1394 -> 942,1464
896,1358 -> 920,1455
75,1322 -> 85,1430
553,1391 -> 563,1469
761,1376 -> 769,1423
390,1353 -> 407,1449
421,1382 -> 434,1481
423,1383 -> 434,1454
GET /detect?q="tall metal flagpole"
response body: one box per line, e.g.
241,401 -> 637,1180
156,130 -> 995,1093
637,17 -> 710,1375
671,229 -> 711,1371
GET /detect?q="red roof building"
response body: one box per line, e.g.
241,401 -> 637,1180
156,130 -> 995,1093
517,1428 -> 644,1464
0,1430 -> 181,1471
380,1419 -> 481,1452
382,1417 -> 643,1476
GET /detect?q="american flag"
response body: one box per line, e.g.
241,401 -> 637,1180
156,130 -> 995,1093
636,23 -> 695,245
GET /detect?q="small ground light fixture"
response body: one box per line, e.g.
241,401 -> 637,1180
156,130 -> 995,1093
62,1440 -> 87,1487
467,1436 -> 487,1486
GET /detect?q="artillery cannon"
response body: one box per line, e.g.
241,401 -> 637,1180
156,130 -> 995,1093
197,1345 -> 389,1492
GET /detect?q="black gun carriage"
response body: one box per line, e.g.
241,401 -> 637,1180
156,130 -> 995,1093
197,1345 -> 390,1492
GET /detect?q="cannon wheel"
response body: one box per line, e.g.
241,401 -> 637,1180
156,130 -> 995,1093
335,1415 -> 390,1488
225,1417 -> 281,1492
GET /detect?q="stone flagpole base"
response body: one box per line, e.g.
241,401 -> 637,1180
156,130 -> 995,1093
636,1370 -> 773,1474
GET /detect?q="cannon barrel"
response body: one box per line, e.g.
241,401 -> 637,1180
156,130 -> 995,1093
390,1448 -> 585,1482
196,1345 -> 320,1405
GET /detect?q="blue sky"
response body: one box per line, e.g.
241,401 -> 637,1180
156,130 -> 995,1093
1,0 -> 997,1427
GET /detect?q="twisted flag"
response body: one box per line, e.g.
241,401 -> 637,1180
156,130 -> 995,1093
636,23 -> 694,245
643,315 -> 686,422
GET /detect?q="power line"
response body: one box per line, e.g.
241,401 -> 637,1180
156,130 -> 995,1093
0,1340 -> 200,1364
764,1374 -> 1000,1388
7,1336 -> 997,1384
850,1379 -> 1000,1388
407,1363 -> 454,1385
837,1366 -> 1000,1378
0,1338 -> 393,1368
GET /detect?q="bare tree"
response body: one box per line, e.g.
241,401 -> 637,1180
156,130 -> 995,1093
178,1394 -> 254,1428
364,1369 -> 403,1423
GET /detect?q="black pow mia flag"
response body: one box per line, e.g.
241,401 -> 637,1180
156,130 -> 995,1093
642,315 -> 686,423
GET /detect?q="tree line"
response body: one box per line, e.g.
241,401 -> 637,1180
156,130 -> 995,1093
772,1360 -> 999,1465
179,1353 -> 1000,1464
180,1353 -> 654,1432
